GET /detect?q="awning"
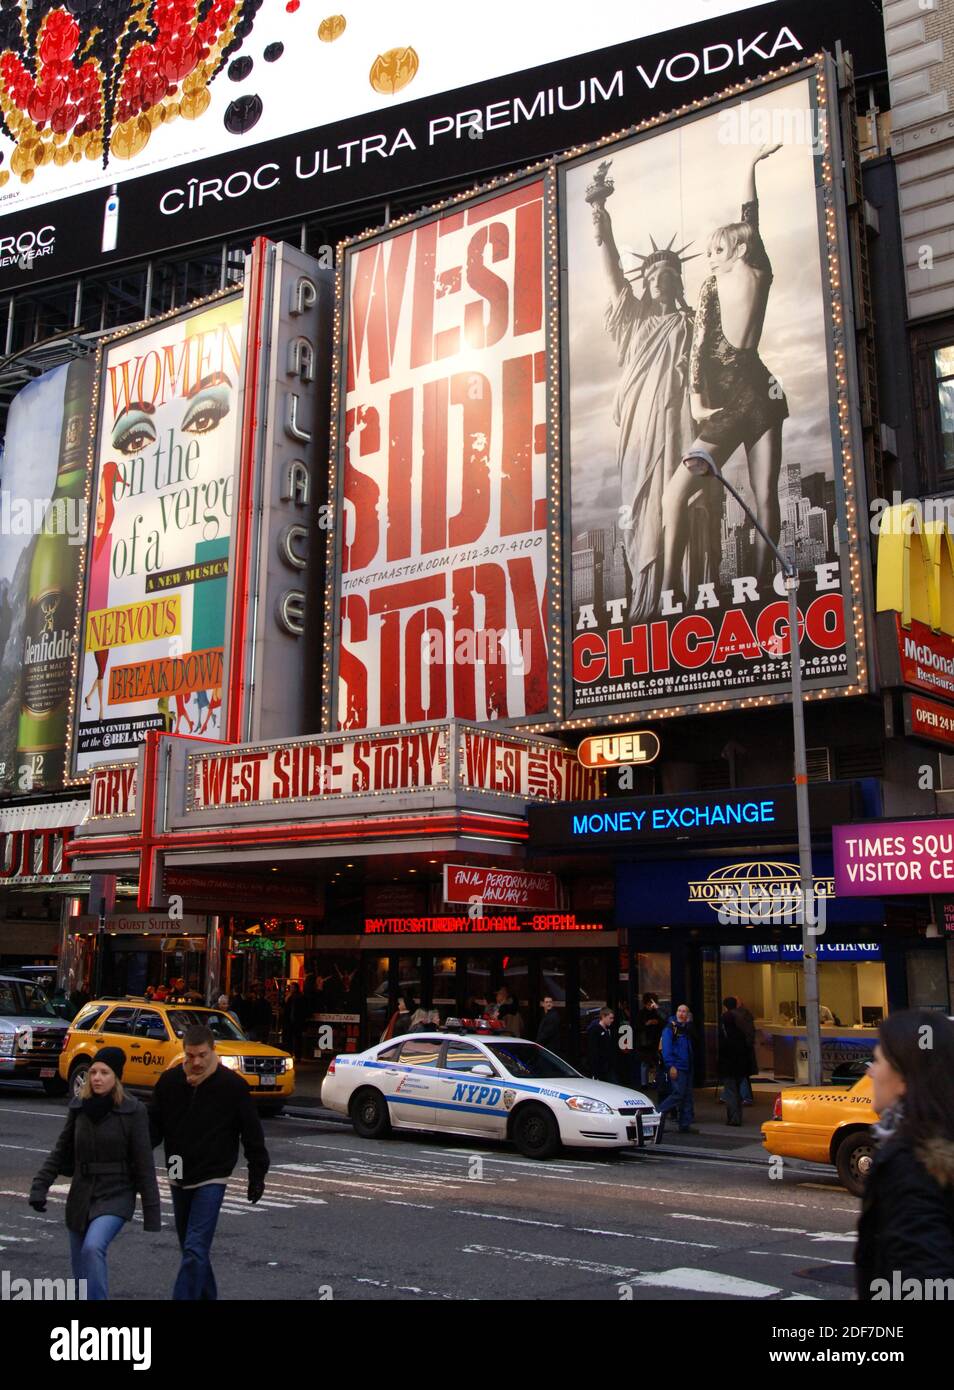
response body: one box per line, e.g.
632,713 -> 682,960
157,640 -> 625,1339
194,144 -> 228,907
0,799 -> 89,833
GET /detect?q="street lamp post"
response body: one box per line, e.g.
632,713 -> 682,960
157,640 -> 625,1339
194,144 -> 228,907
682,449 -> 823,1086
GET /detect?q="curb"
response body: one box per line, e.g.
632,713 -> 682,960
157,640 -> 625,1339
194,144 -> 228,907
280,1106 -> 825,1172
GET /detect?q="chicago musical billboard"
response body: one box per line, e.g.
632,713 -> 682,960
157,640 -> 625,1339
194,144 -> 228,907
559,64 -> 868,723
328,176 -> 558,732
70,292 -> 245,774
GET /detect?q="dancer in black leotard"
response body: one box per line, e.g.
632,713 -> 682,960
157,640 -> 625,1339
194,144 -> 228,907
661,143 -> 787,598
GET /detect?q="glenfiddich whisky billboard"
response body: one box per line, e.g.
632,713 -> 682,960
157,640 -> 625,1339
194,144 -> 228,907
0,359 -> 93,793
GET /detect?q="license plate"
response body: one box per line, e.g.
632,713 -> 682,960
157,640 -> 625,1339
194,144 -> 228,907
258,1076 -> 276,1088
40,1068 -> 56,1078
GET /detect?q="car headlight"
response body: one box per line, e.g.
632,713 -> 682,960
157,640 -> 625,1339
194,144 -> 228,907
565,1095 -> 613,1114
283,1058 -> 294,1072
219,1055 -> 242,1070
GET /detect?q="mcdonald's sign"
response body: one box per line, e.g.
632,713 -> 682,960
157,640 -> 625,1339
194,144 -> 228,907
876,502 -> 954,702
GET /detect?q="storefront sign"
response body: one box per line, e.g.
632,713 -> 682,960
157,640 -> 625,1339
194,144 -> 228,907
237,240 -> 333,742
744,942 -> 882,961
687,861 -> 835,921
191,727 -> 451,809
71,292 -> 245,774
364,914 -> 602,934
561,66 -> 866,721
0,827 -> 78,884
330,177 -> 554,730
940,899 -> 954,936
530,782 -> 859,849
902,692 -> 954,749
833,819 -> 954,896
232,937 -> 286,955
70,912 -> 208,936
89,762 -> 138,820
444,864 -> 558,911
577,732 -> 660,769
458,730 -> 600,801
618,853 -> 883,927
188,724 -> 599,811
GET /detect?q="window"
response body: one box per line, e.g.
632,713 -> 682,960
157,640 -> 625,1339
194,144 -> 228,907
935,345 -> 954,472
134,1010 -> 169,1041
376,1043 -> 403,1062
441,1042 -> 496,1075
487,1043 -> 581,1079
166,1009 -> 244,1042
398,1039 -> 441,1067
101,1007 -> 138,1036
73,1004 -> 108,1032
914,322 -> 954,490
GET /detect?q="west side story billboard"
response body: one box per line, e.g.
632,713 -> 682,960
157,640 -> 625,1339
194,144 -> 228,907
327,177 -> 557,732
0,1 -> 885,292
559,63 -> 869,723
69,292 -> 245,775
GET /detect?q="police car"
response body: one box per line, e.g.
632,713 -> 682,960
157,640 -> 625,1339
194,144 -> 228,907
320,1026 -> 661,1159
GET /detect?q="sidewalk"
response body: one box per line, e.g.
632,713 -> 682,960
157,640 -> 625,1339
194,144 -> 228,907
284,1063 -> 807,1167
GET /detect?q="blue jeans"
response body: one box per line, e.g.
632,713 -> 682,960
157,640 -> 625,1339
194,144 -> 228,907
69,1214 -> 125,1300
170,1183 -> 226,1301
658,1070 -> 695,1129
740,1076 -> 753,1104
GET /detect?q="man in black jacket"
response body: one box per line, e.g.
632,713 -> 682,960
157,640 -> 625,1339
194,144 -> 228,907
536,995 -> 563,1056
586,1007 -> 617,1082
148,1024 -> 269,1300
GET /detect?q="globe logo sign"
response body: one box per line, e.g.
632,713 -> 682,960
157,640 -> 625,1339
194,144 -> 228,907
687,861 -> 829,926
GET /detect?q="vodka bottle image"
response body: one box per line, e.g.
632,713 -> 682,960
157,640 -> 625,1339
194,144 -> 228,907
16,362 -> 90,791
102,184 -> 120,253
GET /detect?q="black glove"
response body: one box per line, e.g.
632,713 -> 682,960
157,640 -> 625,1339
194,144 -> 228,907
29,1199 -> 47,1212
248,1177 -> 265,1204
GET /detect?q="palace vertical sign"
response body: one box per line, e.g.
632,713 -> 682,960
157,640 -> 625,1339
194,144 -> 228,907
330,178 -> 555,731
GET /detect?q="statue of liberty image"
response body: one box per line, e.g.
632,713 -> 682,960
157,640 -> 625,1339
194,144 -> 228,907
587,160 -> 717,621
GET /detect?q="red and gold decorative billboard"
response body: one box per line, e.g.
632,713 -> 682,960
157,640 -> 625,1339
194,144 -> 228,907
326,175 -> 561,732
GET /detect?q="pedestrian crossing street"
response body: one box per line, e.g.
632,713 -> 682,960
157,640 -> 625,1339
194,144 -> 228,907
0,1116 -> 857,1301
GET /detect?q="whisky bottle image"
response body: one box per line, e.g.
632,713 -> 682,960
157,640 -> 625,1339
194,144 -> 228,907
16,362 -> 90,791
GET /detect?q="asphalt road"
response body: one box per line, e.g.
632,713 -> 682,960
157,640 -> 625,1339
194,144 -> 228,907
0,1083 -> 862,1303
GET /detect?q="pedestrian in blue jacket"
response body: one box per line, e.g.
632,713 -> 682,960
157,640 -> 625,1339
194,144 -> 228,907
658,1004 -> 698,1133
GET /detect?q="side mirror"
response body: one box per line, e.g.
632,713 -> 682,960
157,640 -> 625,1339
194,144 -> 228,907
471,1063 -> 495,1078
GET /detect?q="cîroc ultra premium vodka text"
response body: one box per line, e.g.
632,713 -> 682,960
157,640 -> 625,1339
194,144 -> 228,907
16,361 -> 91,791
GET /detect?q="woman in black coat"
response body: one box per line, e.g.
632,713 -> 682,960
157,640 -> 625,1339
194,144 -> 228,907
29,1046 -> 161,1300
717,998 -> 754,1127
855,1010 -> 954,1300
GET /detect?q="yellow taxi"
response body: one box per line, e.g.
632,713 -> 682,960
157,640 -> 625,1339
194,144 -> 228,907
58,998 -> 295,1113
761,1073 -> 877,1195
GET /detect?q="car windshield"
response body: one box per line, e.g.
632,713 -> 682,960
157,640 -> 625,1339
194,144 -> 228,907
167,1009 -> 245,1042
0,980 -> 57,1019
486,1042 -> 582,1079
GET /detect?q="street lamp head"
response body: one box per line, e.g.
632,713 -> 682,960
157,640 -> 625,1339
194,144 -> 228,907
682,448 -> 717,478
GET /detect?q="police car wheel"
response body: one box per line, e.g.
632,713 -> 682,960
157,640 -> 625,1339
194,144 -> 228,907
512,1103 -> 561,1160
350,1087 -> 392,1139
68,1060 -> 90,1101
835,1131 -> 874,1196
